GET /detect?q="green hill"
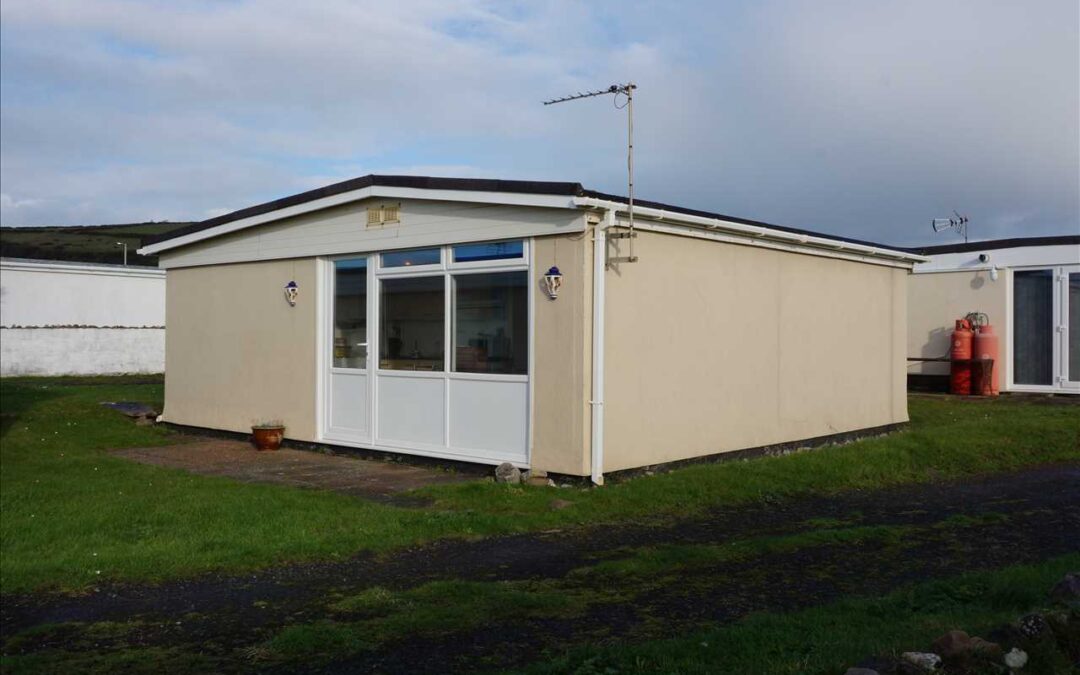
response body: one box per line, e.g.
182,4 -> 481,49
0,222 -> 194,267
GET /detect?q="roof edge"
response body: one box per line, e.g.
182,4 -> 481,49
144,175 -> 585,247
910,234 -> 1080,255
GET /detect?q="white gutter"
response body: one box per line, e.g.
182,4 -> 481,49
573,197 -> 927,265
589,209 -> 612,486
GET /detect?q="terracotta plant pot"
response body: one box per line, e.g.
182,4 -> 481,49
251,425 -> 285,451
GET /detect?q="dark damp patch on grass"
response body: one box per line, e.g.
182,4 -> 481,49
568,525 -> 912,582
265,579 -> 593,663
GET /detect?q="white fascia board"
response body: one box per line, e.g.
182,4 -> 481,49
0,259 -> 165,279
913,244 -> 1080,273
573,197 -> 925,266
139,187 -> 580,256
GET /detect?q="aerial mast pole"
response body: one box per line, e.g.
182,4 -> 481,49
544,82 -> 638,263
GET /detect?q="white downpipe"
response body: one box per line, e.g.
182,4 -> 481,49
589,210 -> 611,486
573,197 -> 928,265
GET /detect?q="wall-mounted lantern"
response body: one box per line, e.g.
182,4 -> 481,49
542,266 -> 563,300
284,280 -> 299,306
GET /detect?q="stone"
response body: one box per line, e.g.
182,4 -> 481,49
524,473 -> 553,487
900,652 -> 941,671
1049,572 -> 1080,603
549,498 -> 573,510
1018,612 -> 1048,638
494,462 -> 521,484
1003,647 -> 1027,669
931,630 -> 1001,661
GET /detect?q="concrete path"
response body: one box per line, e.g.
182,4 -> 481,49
112,439 -> 473,503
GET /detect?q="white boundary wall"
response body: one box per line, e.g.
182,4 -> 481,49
0,258 -> 166,376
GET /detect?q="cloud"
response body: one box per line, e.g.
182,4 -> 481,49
1,0 -> 1076,245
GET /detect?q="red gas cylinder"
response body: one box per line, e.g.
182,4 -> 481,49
950,318 -> 973,395
972,324 -> 1000,396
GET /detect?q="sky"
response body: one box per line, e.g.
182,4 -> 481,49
1,0 -> 1077,247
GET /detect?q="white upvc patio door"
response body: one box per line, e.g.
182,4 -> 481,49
324,256 -> 373,443
1010,264 -> 1080,393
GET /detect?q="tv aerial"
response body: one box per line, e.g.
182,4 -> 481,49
931,211 -> 969,243
544,83 -> 638,263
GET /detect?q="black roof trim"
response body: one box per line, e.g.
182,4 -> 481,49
579,189 -> 910,253
910,235 -> 1080,255
146,174 -> 913,255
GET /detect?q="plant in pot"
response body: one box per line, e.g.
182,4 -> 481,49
251,419 -> 285,451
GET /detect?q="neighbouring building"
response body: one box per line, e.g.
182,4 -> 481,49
0,258 -> 166,376
140,175 -> 925,482
907,235 -> 1080,394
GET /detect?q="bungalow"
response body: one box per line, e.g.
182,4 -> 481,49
139,175 -> 925,483
907,235 -> 1080,394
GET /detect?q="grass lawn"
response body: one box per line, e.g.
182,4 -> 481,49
518,554 -> 1080,675
1,377 -> 1078,592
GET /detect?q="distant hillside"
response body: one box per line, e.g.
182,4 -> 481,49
0,222 -> 194,267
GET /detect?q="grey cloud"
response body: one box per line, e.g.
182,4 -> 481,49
1,0 -> 1075,246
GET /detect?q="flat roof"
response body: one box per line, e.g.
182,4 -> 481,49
911,235 -> 1079,255
144,174 -> 915,255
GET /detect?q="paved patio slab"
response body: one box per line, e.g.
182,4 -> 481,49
112,439 -> 474,503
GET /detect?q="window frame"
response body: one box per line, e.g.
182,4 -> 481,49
376,247 -> 444,275
370,240 -> 530,382
329,255 -> 371,373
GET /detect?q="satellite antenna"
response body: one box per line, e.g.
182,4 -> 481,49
931,211 -> 969,243
544,83 -> 638,263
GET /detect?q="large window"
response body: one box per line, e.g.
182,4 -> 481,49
333,258 -> 367,368
379,276 -> 445,370
453,271 -> 528,374
372,240 -> 528,375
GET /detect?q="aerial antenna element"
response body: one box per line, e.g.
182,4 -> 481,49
544,83 -> 638,263
931,211 -> 969,243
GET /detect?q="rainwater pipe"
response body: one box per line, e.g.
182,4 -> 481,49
589,208 -> 613,486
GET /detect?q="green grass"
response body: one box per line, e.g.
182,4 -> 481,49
1,377 -> 1077,592
518,554 -> 1080,675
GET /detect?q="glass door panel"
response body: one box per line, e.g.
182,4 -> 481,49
333,259 -> 368,369
1013,270 -> 1054,385
1068,271 -> 1079,386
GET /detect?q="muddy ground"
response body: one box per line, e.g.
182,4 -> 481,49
2,463 -> 1078,673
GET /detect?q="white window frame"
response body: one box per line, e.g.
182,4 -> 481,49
328,256 -> 371,375
318,239 -> 534,465
1006,263 -> 1080,393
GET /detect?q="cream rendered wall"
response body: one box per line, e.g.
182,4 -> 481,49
162,258 -> 318,441
530,233 -> 592,475
602,230 -> 908,473
907,270 -> 1007,376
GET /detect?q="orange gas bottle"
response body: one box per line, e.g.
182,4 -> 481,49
972,324 -> 1000,396
950,318 -> 974,395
